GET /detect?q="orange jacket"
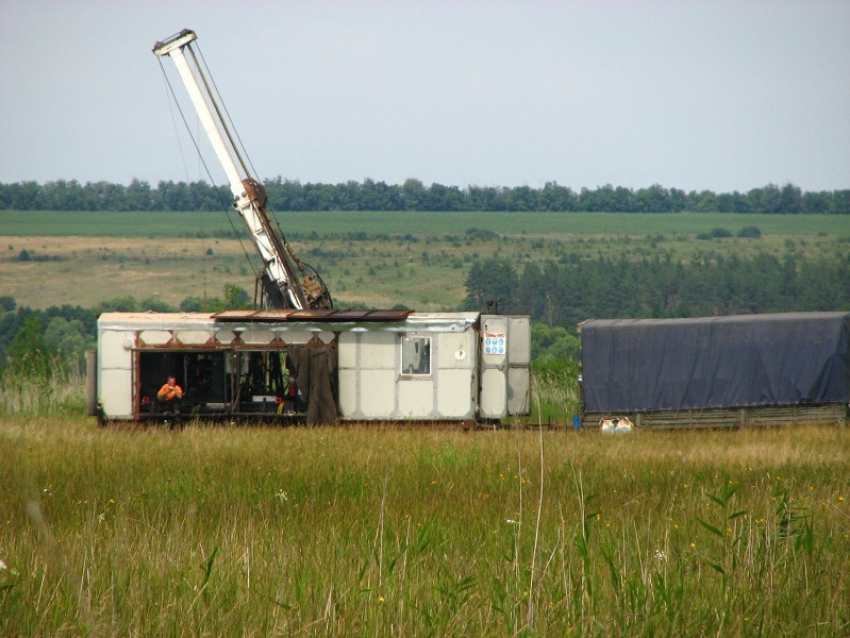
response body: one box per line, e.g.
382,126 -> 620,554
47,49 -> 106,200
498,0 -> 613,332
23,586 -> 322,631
157,383 -> 183,401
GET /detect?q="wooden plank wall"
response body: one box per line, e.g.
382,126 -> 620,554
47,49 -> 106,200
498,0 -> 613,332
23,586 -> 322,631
582,404 -> 849,430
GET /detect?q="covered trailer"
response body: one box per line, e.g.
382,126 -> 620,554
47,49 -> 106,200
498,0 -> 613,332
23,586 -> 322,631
94,310 -> 530,425
579,312 -> 850,428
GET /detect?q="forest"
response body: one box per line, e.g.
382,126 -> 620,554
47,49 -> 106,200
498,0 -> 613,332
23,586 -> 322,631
1,178 -> 849,214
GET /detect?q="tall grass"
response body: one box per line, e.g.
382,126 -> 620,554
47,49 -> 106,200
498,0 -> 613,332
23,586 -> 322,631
1,419 -> 848,636
530,362 -> 581,427
0,365 -> 86,418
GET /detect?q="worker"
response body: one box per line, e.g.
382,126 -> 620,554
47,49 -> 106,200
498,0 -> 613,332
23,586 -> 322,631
156,375 -> 183,414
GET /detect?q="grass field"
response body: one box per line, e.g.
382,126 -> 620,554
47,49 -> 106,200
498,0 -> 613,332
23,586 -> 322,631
2,211 -> 849,311
2,210 -> 850,239
2,416 -> 849,636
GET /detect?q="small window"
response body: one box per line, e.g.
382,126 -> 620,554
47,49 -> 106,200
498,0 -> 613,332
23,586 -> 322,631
401,336 -> 431,375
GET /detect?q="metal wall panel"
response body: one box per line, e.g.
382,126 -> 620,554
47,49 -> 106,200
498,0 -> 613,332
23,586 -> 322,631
359,369 -> 397,418
99,368 -> 133,418
398,377 -> 435,418
437,369 -> 476,418
507,367 -> 530,416
508,316 -> 531,365
480,368 -> 507,418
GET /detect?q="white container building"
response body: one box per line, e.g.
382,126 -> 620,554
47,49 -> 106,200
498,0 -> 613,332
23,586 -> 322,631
94,309 -> 530,425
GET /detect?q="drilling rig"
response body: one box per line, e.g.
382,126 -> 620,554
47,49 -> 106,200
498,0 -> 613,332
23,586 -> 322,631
153,29 -> 332,310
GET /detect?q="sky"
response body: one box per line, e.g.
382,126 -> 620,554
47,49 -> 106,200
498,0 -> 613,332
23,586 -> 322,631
1,1 -> 848,194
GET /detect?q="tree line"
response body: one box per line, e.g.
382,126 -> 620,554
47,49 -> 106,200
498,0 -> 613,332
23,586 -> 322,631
1,178 -> 848,214
463,251 -> 850,333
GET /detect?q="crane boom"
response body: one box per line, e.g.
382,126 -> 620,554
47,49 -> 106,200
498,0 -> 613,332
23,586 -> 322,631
153,29 -> 332,310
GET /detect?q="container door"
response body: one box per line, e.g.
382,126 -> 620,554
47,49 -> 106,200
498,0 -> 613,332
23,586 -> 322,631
479,315 -> 509,419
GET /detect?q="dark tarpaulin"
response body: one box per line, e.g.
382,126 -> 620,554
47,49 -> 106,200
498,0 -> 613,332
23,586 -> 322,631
287,345 -> 338,425
581,312 -> 850,413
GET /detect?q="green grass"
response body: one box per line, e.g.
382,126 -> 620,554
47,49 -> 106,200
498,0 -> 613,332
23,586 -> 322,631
2,416 -> 849,636
2,209 -> 849,238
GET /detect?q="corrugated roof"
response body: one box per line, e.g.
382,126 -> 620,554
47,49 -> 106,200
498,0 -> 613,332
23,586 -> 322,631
212,308 -> 415,323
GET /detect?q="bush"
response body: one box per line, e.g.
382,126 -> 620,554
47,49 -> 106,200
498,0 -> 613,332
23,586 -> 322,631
710,227 -> 732,238
465,227 -> 500,241
737,225 -> 762,238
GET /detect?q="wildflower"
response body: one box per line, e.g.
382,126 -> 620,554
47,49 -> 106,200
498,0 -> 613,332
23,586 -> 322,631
0,559 -> 6,572
839,496 -> 845,502
654,550 -> 667,562
690,542 -> 696,548
378,596 -> 385,604
505,519 -> 519,525
276,490 -> 289,502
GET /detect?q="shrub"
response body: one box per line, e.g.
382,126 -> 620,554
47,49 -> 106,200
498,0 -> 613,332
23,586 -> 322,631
737,225 -> 762,238
709,227 -> 732,238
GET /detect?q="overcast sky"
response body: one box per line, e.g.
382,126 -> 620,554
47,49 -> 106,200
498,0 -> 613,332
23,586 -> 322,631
1,1 -> 848,194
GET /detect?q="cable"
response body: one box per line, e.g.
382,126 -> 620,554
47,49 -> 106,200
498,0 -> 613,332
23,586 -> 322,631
157,57 -> 260,286
195,42 -> 317,286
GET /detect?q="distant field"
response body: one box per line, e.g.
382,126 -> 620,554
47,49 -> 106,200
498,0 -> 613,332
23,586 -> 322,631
1,209 -> 849,238
1,210 -> 848,311
2,417 -> 848,636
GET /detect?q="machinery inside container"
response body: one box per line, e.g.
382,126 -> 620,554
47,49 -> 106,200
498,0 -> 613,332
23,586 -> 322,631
137,349 -> 304,420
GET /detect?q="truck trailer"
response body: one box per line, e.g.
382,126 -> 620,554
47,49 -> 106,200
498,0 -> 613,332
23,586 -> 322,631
579,311 -> 850,428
